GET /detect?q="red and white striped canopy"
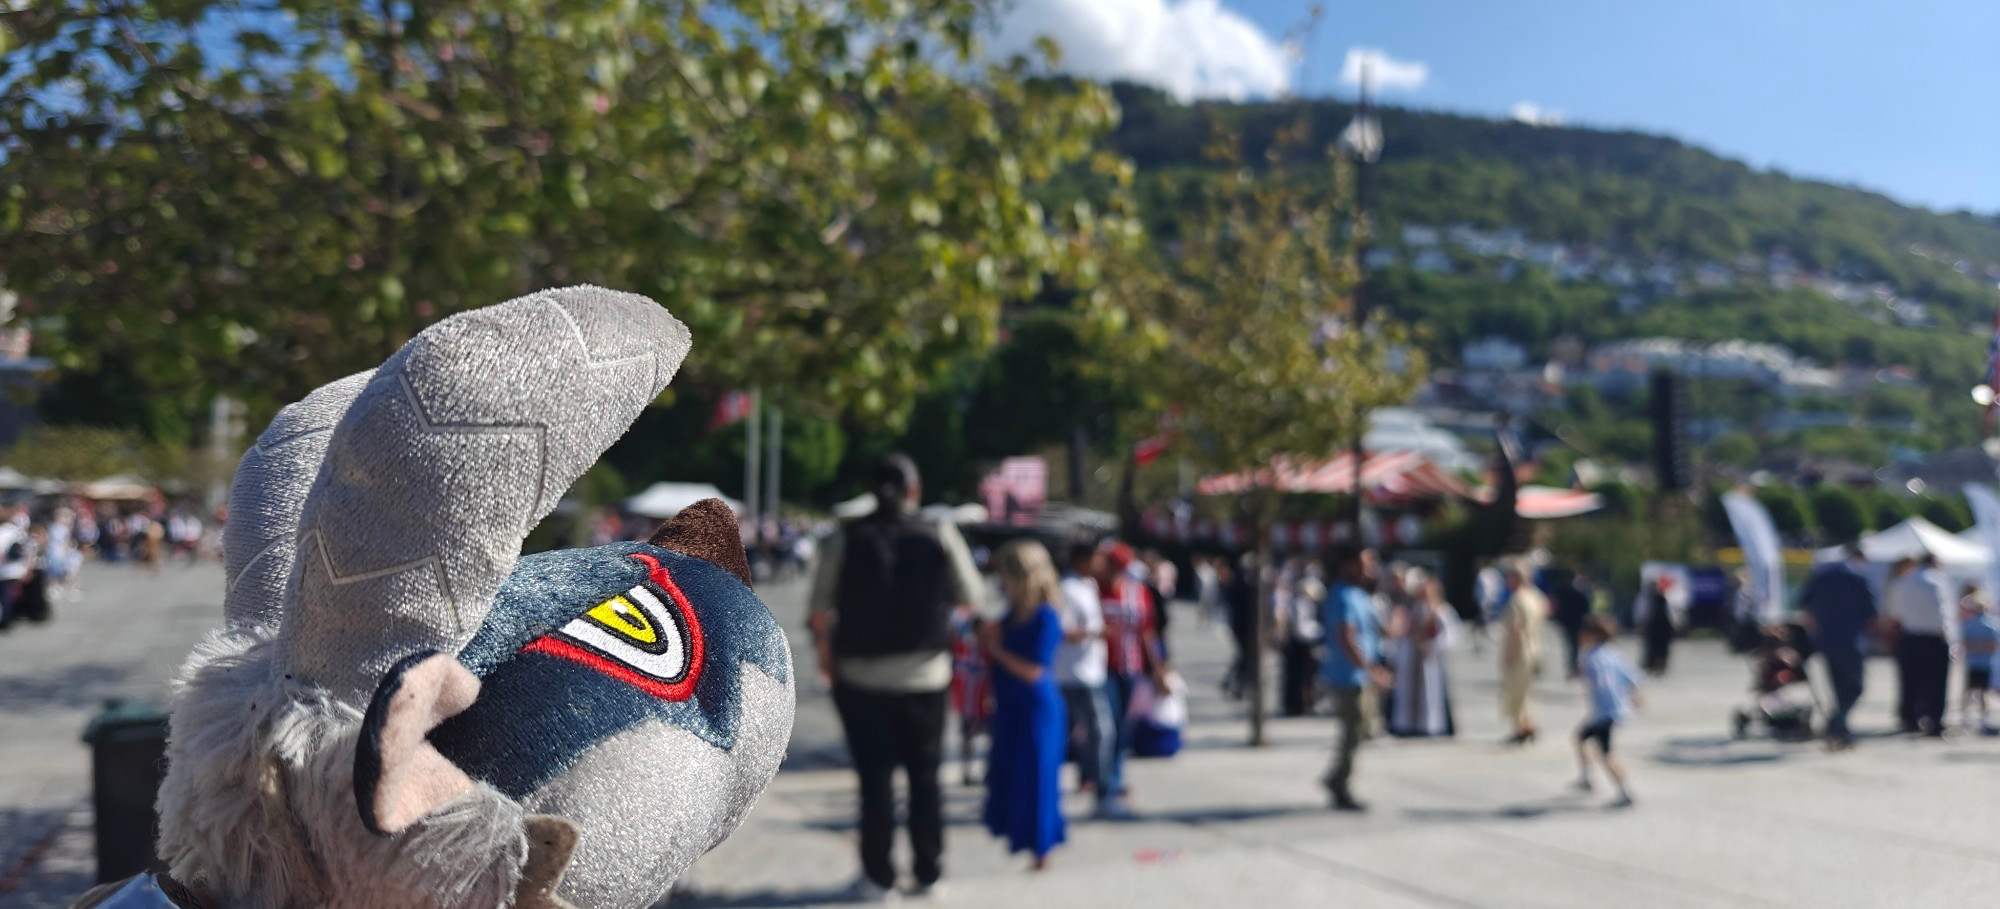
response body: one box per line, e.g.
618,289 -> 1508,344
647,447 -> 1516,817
1511,485 -> 1606,520
1195,450 -> 1436,496
1196,452 -> 1602,520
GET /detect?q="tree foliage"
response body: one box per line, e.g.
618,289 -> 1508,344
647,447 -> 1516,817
1103,117 -> 1424,485
2,0 -> 1132,438
1809,485 -> 1867,544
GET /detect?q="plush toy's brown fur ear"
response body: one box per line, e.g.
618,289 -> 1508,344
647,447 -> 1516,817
514,815 -> 581,909
649,498 -> 751,586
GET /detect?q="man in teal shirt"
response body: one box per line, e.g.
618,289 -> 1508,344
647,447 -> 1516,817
1319,545 -> 1386,811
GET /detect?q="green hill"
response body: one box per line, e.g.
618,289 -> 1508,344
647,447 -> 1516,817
1109,83 -> 2000,318
1098,83 -> 1999,459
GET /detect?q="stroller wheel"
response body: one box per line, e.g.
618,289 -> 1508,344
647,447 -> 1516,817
1731,709 -> 1750,740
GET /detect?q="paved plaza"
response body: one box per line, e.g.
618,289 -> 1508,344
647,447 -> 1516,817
5,562 -> 2000,908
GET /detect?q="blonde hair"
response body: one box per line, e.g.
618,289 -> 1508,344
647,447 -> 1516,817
995,538 -> 1063,616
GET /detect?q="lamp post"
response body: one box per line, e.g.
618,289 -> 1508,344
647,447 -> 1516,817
1339,68 -> 1382,537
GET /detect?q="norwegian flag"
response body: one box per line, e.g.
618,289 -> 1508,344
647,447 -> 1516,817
1133,431 -> 1176,466
710,390 -> 754,430
1986,310 -> 2000,434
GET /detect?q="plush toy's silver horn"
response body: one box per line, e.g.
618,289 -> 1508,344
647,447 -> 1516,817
274,287 -> 690,701
221,370 -> 374,631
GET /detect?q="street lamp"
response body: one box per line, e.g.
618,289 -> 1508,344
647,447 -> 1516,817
1339,68 -> 1381,535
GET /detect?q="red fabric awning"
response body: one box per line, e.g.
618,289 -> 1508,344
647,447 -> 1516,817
1197,453 -> 1602,520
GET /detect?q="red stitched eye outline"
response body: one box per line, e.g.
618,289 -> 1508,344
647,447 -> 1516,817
520,553 -> 707,701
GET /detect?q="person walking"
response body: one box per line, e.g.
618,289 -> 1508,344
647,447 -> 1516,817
980,540 -> 1069,871
1500,558 -> 1548,745
1799,544 -> 1879,750
808,454 -> 985,901
1885,554 -> 1956,736
1319,546 -> 1386,811
1572,615 -> 1642,808
1553,571 -> 1593,679
0,505 -> 31,630
1094,542 -> 1164,818
1056,543 -> 1114,804
1385,569 -> 1457,738
1958,588 -> 1998,735
1278,559 -> 1324,717
1221,555 -> 1256,701
1637,574 -> 1678,676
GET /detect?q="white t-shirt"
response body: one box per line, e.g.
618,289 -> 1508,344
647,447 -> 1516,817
0,522 -> 28,581
1055,573 -> 1108,687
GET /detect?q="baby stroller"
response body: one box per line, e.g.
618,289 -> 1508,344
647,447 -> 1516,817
1730,627 -> 1818,741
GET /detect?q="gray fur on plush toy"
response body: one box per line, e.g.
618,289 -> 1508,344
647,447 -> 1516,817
151,288 -> 795,909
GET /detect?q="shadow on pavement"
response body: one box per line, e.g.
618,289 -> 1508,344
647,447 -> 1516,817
1940,751 -> 2000,764
0,661 -> 137,714
1402,796 -> 1602,822
665,884 -> 868,908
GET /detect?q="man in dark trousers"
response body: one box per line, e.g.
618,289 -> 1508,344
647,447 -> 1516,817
1885,553 -> 1956,736
1799,544 -> 1880,750
1553,570 -> 1594,679
809,454 -> 984,900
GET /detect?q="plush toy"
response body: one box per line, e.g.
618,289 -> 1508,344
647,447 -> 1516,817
81,288 -> 794,908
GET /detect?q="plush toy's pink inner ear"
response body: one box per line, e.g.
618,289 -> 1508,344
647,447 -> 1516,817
355,651 -> 482,835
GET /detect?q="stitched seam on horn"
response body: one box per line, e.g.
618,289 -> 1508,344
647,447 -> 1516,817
225,537 -> 285,595
299,527 -> 461,633
247,423 -> 334,457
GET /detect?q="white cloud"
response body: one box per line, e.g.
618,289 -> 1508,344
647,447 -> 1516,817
985,0 -> 1291,102
1338,48 -> 1428,93
1508,101 -> 1566,127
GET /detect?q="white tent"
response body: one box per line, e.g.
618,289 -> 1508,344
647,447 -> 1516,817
830,494 -> 990,525
623,482 -> 743,520
832,492 -> 877,520
920,502 -> 989,525
1819,516 -> 1991,572
78,475 -> 155,501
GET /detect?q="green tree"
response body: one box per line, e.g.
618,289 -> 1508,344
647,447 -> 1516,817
1916,494 -> 1971,532
1103,116 -> 1424,745
1755,485 -> 1814,540
1809,485 -> 1867,544
1864,488 -> 1911,531
2,0 -> 1133,438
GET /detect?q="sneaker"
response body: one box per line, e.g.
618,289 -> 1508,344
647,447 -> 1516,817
905,881 -> 946,901
1607,793 -> 1635,809
1093,797 -> 1134,821
1330,792 -> 1368,812
1573,777 -> 1594,793
841,877 -> 900,904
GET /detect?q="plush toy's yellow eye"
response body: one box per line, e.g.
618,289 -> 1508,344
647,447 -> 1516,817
521,552 -> 706,701
586,596 -> 657,645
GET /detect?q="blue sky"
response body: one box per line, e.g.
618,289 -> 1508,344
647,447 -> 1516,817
992,0 -> 2000,214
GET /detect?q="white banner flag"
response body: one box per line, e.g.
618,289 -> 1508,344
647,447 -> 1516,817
1721,491 -> 1785,623
1963,484 -> 2000,600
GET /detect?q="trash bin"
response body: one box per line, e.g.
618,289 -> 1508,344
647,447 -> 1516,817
81,699 -> 170,884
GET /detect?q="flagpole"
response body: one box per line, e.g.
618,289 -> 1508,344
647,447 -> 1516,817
766,403 -> 783,538
745,387 -> 761,539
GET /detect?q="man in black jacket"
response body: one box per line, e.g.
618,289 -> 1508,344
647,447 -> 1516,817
808,454 -> 984,900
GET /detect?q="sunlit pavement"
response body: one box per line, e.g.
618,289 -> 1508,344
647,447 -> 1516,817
679,579 -> 2000,908
5,564 -> 2000,908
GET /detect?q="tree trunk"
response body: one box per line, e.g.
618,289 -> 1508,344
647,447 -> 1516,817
1246,490 -> 1272,746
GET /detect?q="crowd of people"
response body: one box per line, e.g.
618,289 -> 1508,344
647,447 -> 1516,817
799,453 -> 1659,902
807,454 -> 1189,899
1797,546 -> 2000,749
0,499 -> 215,631
1190,546 -> 1644,811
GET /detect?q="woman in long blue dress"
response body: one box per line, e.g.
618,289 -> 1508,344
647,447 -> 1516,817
981,539 -> 1069,870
